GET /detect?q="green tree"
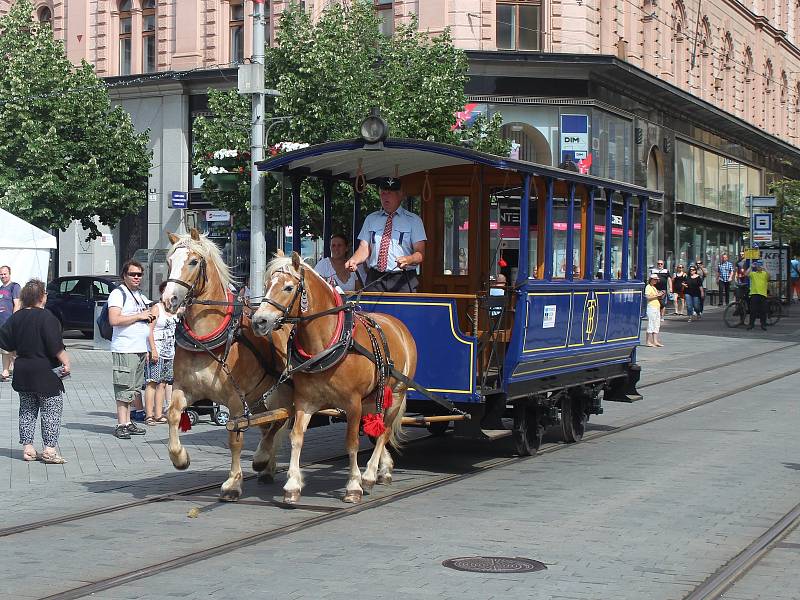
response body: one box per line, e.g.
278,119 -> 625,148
192,0 -> 509,236
770,179 -> 800,252
0,0 -> 151,239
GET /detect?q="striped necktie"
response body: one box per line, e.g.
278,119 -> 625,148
377,212 -> 395,272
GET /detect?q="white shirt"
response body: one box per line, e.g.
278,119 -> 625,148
357,206 -> 427,271
315,257 -> 365,291
108,285 -> 150,353
148,304 -> 179,359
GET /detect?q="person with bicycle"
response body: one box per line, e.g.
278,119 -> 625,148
746,260 -> 769,331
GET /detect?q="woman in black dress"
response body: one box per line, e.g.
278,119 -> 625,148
0,279 -> 71,463
672,265 -> 687,316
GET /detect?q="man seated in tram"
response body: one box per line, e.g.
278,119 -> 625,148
345,177 -> 427,292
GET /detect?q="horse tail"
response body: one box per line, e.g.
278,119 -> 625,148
386,391 -> 407,450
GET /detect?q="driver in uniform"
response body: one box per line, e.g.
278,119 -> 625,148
345,177 -> 426,292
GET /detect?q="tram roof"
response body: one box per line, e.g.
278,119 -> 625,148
255,138 -> 663,200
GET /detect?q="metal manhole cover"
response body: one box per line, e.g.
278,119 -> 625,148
442,556 -> 547,573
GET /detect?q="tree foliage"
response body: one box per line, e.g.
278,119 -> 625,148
192,0 -> 509,237
770,179 -> 800,252
0,0 -> 151,238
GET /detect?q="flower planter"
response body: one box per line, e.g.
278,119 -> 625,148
214,157 -> 239,170
209,173 -> 239,192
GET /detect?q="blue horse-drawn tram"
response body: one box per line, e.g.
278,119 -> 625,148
256,133 -> 661,455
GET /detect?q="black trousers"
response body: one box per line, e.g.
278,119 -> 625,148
718,280 -> 731,305
749,294 -> 767,327
366,268 -> 418,293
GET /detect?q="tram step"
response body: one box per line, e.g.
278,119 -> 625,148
605,393 -> 643,403
479,428 -> 512,440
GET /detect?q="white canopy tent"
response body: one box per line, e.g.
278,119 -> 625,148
0,208 -> 57,284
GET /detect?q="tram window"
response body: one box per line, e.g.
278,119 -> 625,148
592,203 -> 606,279
611,198 -> 624,279
527,196 -> 538,279
442,196 -> 469,276
552,197 -> 581,279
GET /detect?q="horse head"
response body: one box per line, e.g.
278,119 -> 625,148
252,251 -> 306,336
163,228 -> 231,311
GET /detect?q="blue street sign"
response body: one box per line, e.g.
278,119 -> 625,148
171,191 -> 188,209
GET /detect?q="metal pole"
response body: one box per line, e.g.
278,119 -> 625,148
566,182 -> 576,282
249,0 -> 267,296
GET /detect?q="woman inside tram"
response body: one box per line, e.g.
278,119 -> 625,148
315,233 -> 364,292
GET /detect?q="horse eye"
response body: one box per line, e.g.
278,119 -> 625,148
283,284 -> 293,293
189,259 -> 198,266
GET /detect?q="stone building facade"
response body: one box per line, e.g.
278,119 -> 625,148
2,0 -> 799,287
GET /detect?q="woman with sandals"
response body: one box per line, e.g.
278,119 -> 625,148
0,279 -> 71,464
144,281 -> 181,426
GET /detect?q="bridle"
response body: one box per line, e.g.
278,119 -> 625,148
166,250 -> 208,309
261,267 -> 306,330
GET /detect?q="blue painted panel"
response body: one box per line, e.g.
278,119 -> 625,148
522,293 -> 572,353
606,289 -> 643,342
355,296 -> 478,403
503,282 -> 643,393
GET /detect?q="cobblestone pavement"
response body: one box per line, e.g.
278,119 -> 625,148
0,325 -> 798,599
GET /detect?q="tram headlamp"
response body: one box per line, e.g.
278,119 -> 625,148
360,107 -> 388,148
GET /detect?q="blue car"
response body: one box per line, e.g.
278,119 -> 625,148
46,275 -> 122,338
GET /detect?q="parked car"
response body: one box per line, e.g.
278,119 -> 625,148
46,275 -> 122,338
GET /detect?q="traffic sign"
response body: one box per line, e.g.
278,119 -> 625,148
747,195 -> 777,207
752,212 -> 773,243
170,191 -> 188,209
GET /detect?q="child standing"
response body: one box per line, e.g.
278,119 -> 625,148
144,282 -> 180,426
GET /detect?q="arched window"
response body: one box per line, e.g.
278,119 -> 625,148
721,32 -> 734,112
763,59 -> 774,130
743,47 -> 753,120
142,0 -> 156,73
37,6 -> 52,25
375,0 -> 394,36
229,0 -> 245,64
119,0 -> 132,76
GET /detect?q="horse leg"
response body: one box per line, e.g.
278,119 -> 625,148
343,397 -> 364,503
219,430 -> 244,502
362,433 -> 386,493
167,388 -> 190,470
253,421 -> 287,484
377,391 -> 406,485
283,410 -> 311,504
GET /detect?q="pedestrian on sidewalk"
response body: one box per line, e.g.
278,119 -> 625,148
144,281 -> 180,427
790,254 -> 800,303
0,279 -> 71,464
747,260 -> 770,331
716,253 -> 734,306
672,264 -> 687,315
0,265 -> 21,381
651,260 -> 671,318
685,265 -> 705,321
108,260 -> 154,439
644,274 -> 664,347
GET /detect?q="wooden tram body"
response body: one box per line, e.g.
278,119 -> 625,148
257,138 -> 661,454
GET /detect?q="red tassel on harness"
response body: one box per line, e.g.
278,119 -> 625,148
498,257 -> 508,268
179,411 -> 192,432
362,413 -> 386,437
383,386 -> 393,409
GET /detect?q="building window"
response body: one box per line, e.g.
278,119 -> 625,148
230,0 -> 245,64
38,6 -> 52,25
142,0 -> 157,73
375,0 -> 393,36
119,0 -> 132,76
497,1 -> 542,51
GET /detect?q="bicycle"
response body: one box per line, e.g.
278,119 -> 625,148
723,295 -> 782,327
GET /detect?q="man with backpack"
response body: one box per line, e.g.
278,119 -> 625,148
107,260 -> 154,439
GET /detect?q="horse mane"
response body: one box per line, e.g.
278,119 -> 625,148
265,254 -> 315,279
168,232 -> 235,289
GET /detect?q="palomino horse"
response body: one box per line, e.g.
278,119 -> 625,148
161,230 -> 293,501
251,252 -> 417,503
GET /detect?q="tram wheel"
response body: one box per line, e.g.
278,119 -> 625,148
560,392 -> 587,443
426,420 -> 449,437
513,402 -> 543,457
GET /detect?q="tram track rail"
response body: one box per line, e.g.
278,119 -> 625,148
29,360 -> 800,600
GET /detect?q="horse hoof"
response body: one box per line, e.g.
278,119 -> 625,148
252,459 -> 269,473
219,489 -> 241,503
376,473 -> 392,485
283,490 -> 301,504
170,450 -> 190,471
361,479 -> 375,493
257,471 -> 275,485
343,490 -> 363,503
